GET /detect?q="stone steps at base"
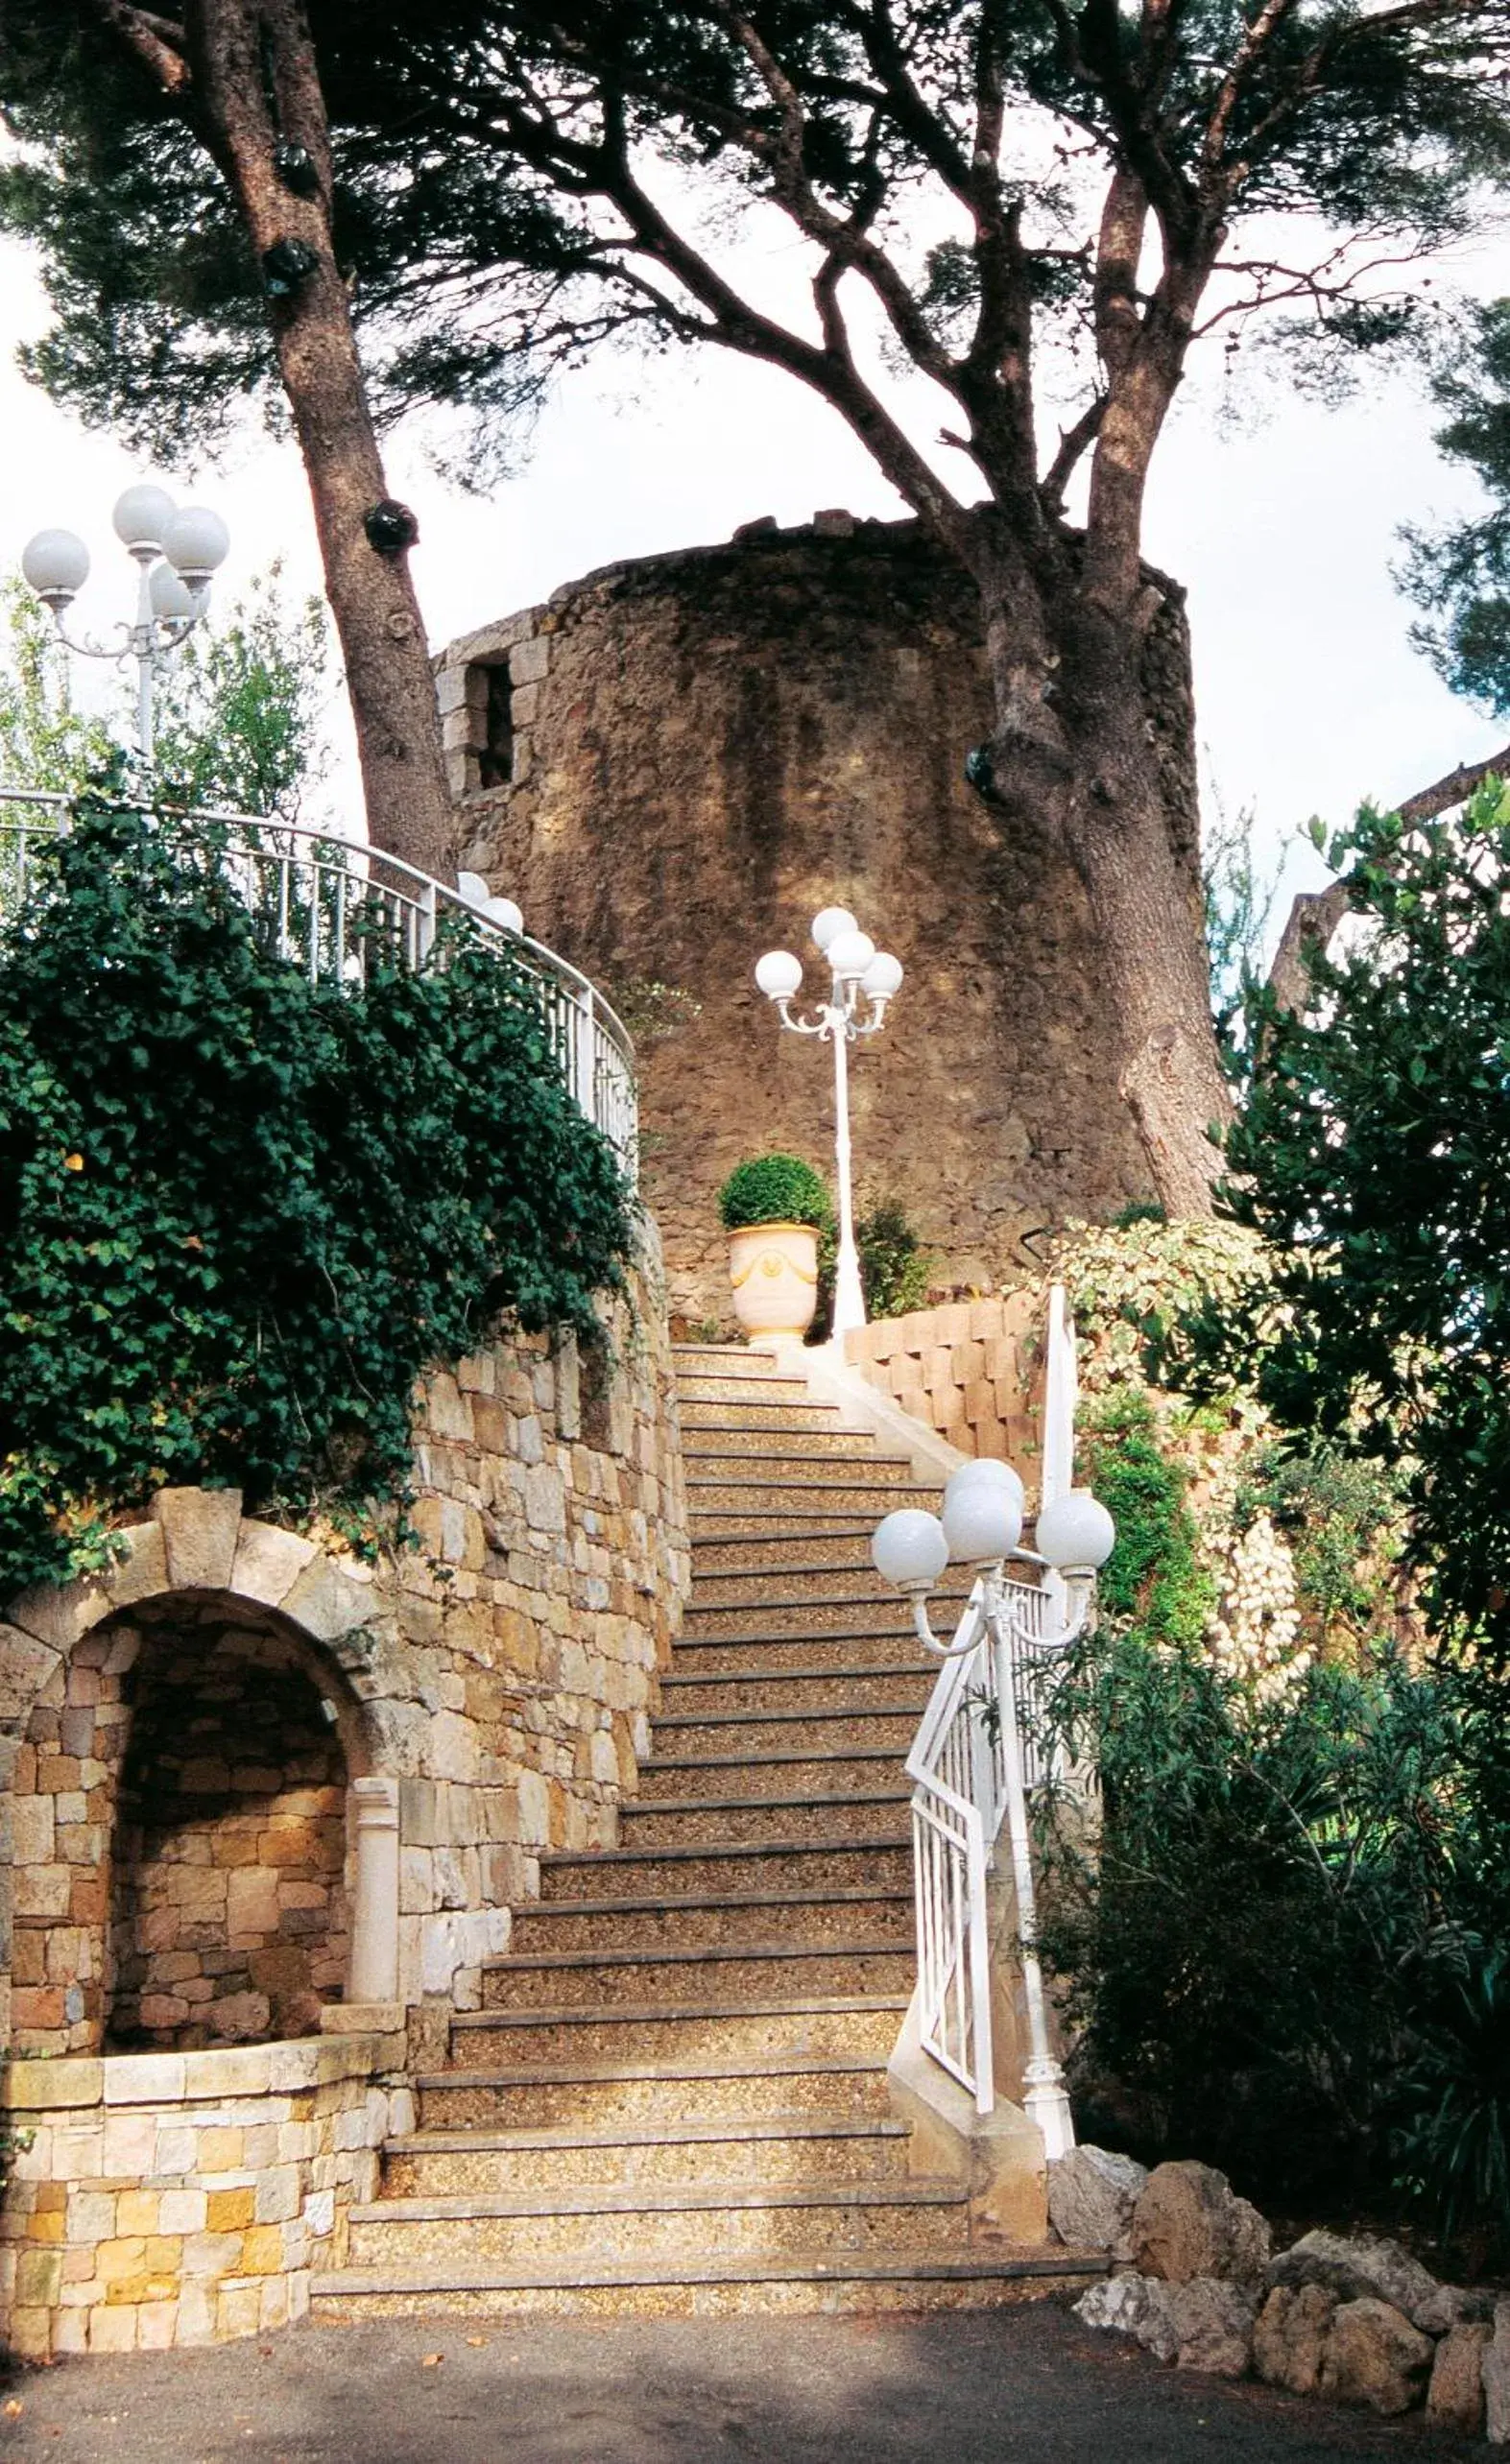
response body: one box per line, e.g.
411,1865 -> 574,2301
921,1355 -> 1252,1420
448,1994 -> 908,2069
539,1836 -> 912,1902
682,1429 -> 906,1463
667,1632 -> 929,1677
660,1667 -> 929,1715
346,2178 -> 970,2268
676,1375 -> 814,1405
510,1885 -> 913,1956
680,1597 -> 947,1639
651,1708 -> 917,1755
688,1498 -> 937,1534
416,2053 -> 891,2133
309,2252 -> 1103,2323
382,2114 -> 911,2198
685,1462 -> 919,1495
481,1940 -> 914,2010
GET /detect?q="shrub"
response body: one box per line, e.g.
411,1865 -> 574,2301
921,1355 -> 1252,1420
0,800 -> 635,1594
812,1195 -> 932,1337
716,1152 -> 831,1232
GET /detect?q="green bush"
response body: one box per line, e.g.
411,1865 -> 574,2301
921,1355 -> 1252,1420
716,1152 -> 831,1232
0,800 -> 635,1594
812,1196 -> 933,1338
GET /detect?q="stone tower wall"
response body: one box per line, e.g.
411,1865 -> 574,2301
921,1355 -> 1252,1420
438,515 -> 1196,1326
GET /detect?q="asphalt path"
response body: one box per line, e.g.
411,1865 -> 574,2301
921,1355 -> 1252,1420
0,2304 -> 1481,2463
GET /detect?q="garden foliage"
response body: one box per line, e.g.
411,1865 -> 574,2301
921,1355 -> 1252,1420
716,1153 -> 831,1232
0,801 -> 633,1595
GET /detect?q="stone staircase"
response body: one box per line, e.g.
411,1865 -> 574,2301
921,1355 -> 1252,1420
313,1345 -> 1093,2320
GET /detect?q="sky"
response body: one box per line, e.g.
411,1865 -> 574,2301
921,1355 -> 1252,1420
1,215 -> 1506,937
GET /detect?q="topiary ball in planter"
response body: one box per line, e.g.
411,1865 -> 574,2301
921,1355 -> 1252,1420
717,1155 -> 831,1344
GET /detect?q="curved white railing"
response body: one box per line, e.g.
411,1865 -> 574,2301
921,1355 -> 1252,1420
904,1288 -> 1086,2117
0,789 -> 637,1177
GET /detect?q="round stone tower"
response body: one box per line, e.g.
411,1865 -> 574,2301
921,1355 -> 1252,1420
437,514 -> 1197,1326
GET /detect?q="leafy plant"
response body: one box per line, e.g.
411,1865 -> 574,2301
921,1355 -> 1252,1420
717,1153 -> 831,1232
1393,1939 -> 1510,2262
812,1195 -> 933,1338
1079,1393 -> 1216,1655
0,799 -> 634,1595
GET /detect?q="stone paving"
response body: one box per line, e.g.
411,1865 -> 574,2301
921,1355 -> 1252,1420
0,2307 -> 1484,2462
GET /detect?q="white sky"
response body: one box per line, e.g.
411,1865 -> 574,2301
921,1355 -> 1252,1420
2,214 -> 1506,930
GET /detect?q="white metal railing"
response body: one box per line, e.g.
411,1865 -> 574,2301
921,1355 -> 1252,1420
0,789 -> 637,1177
903,1287 -> 1086,2118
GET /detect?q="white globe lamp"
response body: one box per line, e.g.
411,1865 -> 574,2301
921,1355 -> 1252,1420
826,928 -> 876,983
941,1479 -> 1023,1566
1036,1490 -> 1116,1571
149,562 -> 201,622
485,896 -> 524,934
810,905 -> 857,954
755,949 -> 803,1001
112,483 -> 178,557
163,507 -> 230,586
872,1509 -> 948,1595
861,951 -> 903,1001
21,528 -> 90,612
944,1458 -> 1026,1519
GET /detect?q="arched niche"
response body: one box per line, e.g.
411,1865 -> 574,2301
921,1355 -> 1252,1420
0,1490 -> 403,2056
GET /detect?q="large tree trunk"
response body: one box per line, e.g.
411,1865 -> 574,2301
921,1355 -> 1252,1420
186,0 -> 454,881
971,535 -> 1230,1218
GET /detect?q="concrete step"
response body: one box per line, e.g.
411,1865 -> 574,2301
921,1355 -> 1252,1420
509,1885 -> 914,1956
481,1940 -> 914,2011
310,2250 -> 1104,2322
688,1566 -> 967,1610
678,1400 -> 851,1436
641,1748 -> 904,1801
691,1531 -> 899,1573
382,2113 -> 911,2199
666,1630 -> 928,1678
676,1374 -> 815,1406
680,1597 -> 943,1641
651,1706 -> 919,1757
346,2176 -> 969,2270
687,1498 -> 938,1536
618,1789 -> 910,1852
660,1666 -> 929,1716
682,1428 -> 900,1464
416,2051 -> 892,2134
685,1459 -> 918,1495
539,1837 -> 912,1903
671,1344 -> 782,1372
448,1994 -> 909,2070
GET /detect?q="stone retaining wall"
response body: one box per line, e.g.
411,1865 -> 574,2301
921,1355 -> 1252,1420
0,2033 -> 406,2360
843,1292 -> 1042,1484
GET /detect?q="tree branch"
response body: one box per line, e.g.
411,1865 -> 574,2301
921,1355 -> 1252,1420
84,0 -> 190,94
1266,743 -> 1510,1012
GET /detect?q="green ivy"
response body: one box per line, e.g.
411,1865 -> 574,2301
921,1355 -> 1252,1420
1080,1392 -> 1216,1652
0,801 -> 634,1595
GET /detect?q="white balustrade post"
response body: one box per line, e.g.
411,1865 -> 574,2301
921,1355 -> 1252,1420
348,1774 -> 400,2005
988,1591 -> 1075,2159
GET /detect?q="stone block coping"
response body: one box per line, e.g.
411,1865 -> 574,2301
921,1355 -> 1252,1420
2,2032 -> 397,2117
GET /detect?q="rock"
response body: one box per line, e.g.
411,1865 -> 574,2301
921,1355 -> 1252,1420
1264,2229 -> 1479,2335
1426,2322 -> 1491,2435
1048,2145 -> 1148,2257
1253,2284 -> 1339,2397
1318,2297 -> 1434,2416
1131,2160 -> 1272,2287
1074,2272 -> 1177,2362
1164,2278 -> 1256,2378
1486,2297 -> 1510,2445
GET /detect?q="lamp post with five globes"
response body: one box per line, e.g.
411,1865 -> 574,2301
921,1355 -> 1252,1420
754,907 -> 903,1340
21,483 -> 231,763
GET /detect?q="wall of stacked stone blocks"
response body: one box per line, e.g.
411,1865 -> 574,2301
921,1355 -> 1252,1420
843,1291 -> 1043,1489
0,1248 -> 689,2356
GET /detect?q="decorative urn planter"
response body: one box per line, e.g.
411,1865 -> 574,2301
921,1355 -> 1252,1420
728,1219 -> 821,1343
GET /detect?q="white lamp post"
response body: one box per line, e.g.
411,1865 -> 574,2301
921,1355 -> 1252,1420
755,906 -> 903,1339
872,1458 -> 1115,2156
21,484 -> 231,762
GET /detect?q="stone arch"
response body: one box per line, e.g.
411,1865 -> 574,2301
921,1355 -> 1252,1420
0,1489 -> 404,2056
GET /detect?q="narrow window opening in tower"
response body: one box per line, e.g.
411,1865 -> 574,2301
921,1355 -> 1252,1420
477,662 -> 514,790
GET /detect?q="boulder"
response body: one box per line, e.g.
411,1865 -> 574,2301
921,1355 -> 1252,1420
1253,2283 -> 1339,2397
1047,2145 -> 1148,2257
1074,2272 -> 1177,2362
1318,2297 -> 1434,2417
1131,2160 -> 1272,2287
1426,2322 -> 1491,2435
1264,2229 -> 1480,2335
1486,2297 -> 1510,2446
1163,2278 -> 1256,2378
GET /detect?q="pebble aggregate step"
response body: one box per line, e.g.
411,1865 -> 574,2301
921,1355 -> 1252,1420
659,1670 -> 930,1717
381,2114 -> 912,2198
685,1460 -> 918,1494
616,1788 -> 911,1851
681,1426 -> 909,1461
640,1750 -> 905,1800
538,1837 -> 913,1902
310,2252 -> 1104,2323
415,2053 -> 894,2133
346,2179 -> 971,2269
652,1709 -> 919,1755
449,1994 -> 910,2069
509,1886 -> 914,1956
481,1943 -> 915,2011
669,1626 -> 930,1670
